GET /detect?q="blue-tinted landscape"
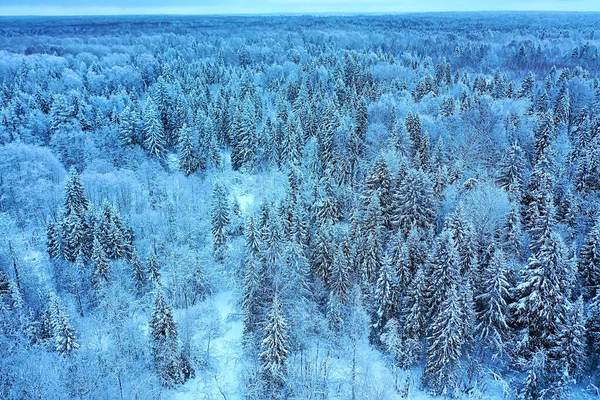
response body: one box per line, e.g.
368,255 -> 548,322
0,12 -> 600,399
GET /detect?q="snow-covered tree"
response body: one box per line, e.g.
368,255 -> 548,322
260,295 -> 290,396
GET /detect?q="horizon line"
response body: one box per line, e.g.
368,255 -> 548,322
1,9 -> 599,17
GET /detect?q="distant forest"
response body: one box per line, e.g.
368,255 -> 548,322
1,13 -> 600,399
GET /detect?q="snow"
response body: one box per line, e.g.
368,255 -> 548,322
174,290 -> 244,400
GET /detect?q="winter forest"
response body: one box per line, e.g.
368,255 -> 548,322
1,12 -> 600,399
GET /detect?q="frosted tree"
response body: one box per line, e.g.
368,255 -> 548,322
373,255 -> 399,335
231,98 -> 256,171
391,168 -> 436,237
496,142 -> 527,202
129,249 -> 147,296
143,97 -> 166,159
46,221 -> 61,259
119,105 -> 139,146
579,218 -> 600,299
147,248 -> 162,286
425,231 -> 462,318
446,204 -> 478,276
260,295 -> 290,397
48,292 -> 79,356
329,245 -> 351,301
150,289 -> 190,386
514,232 -> 573,356
91,235 -> 111,291
178,123 -> 200,176
475,249 -> 510,359
211,183 -> 230,261
310,222 -> 334,285
424,284 -> 466,396
60,167 -> 90,262
405,112 -> 429,170
49,93 -> 76,132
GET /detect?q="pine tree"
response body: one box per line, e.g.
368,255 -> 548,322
91,235 -> 111,290
147,249 -> 161,286
178,124 -> 200,176
497,142 -> 527,202
446,204 -> 478,276
260,295 -> 290,396
515,232 -> 573,355
150,289 -> 188,386
553,84 -> 570,128
119,105 -> 138,146
311,222 -> 334,285
48,292 -> 79,356
579,218 -> 600,299
129,249 -> 147,295
231,98 -> 256,171
329,245 -> 351,301
143,97 -> 166,159
46,221 -> 61,259
401,264 -> 427,351
391,168 -> 436,237
211,183 -> 230,261
60,167 -> 89,262
373,255 -> 399,333
425,231 -> 461,318
242,252 -> 264,339
548,296 -> 585,389
49,94 -> 75,132
475,249 -> 510,359
424,284 -> 466,396
502,205 -> 524,260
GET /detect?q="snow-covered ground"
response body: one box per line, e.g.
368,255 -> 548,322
174,290 -> 244,400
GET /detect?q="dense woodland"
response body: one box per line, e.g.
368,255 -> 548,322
1,13 -> 600,399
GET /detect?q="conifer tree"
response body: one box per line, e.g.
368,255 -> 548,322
425,231 -> 461,318
147,249 -> 162,286
129,249 -> 147,296
150,289 -> 188,386
178,124 -> 200,176
515,232 -> 573,355
424,284 -> 466,396
91,236 -> 111,290
373,255 -> 399,333
260,295 -> 290,396
391,168 -> 436,237
497,142 -> 527,202
231,98 -> 256,171
46,221 -> 61,259
61,167 -> 90,262
143,97 -> 166,159
211,183 -> 230,261
48,292 -> 79,356
475,249 -> 510,359
579,218 -> 600,299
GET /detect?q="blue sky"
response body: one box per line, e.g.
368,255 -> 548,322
1,0 -> 599,15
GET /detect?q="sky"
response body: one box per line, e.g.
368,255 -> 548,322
0,0 -> 599,16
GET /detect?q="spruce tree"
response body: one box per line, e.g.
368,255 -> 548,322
147,249 -> 162,286
211,183 -> 230,261
391,168 -> 435,237
579,218 -> 600,299
475,249 -> 510,359
48,292 -> 79,356
150,289 -> 188,386
178,123 -> 200,176
497,142 -> 527,202
143,97 -> 166,159
424,284 -> 466,396
260,295 -> 290,396
91,236 -> 111,290
46,221 -> 61,259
